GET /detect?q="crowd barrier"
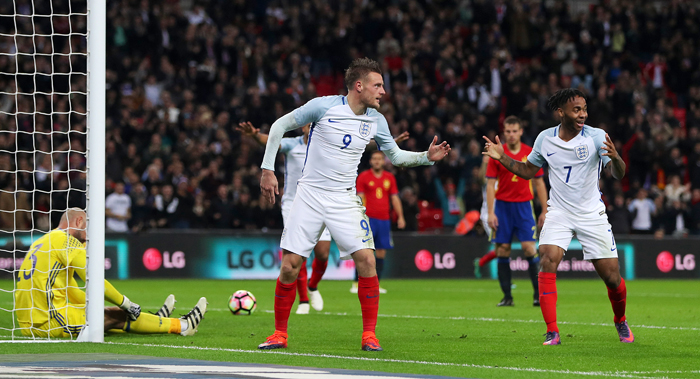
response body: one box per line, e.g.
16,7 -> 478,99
1,231 -> 697,280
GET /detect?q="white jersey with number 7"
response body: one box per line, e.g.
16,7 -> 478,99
527,124 -> 611,216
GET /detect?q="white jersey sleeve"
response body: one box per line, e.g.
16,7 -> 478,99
293,96 -> 342,127
279,137 -> 298,154
591,129 -> 612,167
527,131 -> 547,168
260,112 -> 300,171
373,114 -> 399,152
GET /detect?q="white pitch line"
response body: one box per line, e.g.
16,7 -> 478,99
429,287 -> 700,298
249,309 -> 700,332
103,341 -> 682,379
205,307 -> 700,331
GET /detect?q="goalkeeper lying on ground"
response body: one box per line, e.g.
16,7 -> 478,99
15,207 -> 207,338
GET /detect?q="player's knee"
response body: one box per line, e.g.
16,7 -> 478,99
539,252 -> 561,272
523,247 -> 536,257
496,245 -> 510,257
279,261 -> 300,278
353,250 -> 376,274
601,269 -> 621,288
313,243 -> 331,261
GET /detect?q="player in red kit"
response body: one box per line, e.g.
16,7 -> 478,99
485,116 -> 548,307
352,150 -> 405,293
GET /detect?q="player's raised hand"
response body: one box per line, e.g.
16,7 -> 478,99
260,169 -> 279,204
119,295 -> 141,321
394,131 -> 410,144
427,136 -> 451,162
601,134 -> 620,160
482,135 -> 504,161
236,121 -> 259,136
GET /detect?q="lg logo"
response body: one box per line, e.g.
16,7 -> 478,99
656,251 -> 695,273
143,248 -> 186,271
414,250 -> 455,272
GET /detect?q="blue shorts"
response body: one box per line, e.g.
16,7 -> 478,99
369,217 -> 393,250
493,200 -> 537,244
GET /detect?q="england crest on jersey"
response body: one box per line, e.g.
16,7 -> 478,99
359,121 -> 371,137
575,144 -> 589,160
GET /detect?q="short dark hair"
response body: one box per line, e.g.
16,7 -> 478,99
546,88 -> 587,111
503,115 -> 522,128
345,58 -> 382,90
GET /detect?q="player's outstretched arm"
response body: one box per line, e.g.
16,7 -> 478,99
236,122 -> 268,146
382,136 -> 451,167
482,135 -> 540,180
394,131 -> 410,144
601,134 -> 626,179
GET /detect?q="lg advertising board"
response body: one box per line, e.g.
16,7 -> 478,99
124,232 -> 355,280
4,232 -> 695,280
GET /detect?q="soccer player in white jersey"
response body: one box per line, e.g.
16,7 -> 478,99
483,88 -> 633,346
236,122 -> 330,315
258,58 -> 450,351
237,122 -> 408,314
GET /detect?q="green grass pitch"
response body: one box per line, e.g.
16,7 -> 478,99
1,278 -> 699,379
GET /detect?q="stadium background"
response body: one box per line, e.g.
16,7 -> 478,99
1,1 -> 700,378
3,0 -> 700,238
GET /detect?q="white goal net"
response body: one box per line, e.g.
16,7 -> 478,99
0,0 -> 104,342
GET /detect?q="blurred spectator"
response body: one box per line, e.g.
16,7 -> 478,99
628,188 -> 656,234
153,184 -> 177,228
664,175 -> 691,206
660,200 -> 691,237
608,194 -> 632,235
434,177 -> 466,228
232,188 -> 254,229
105,182 -> 131,232
210,184 -> 232,229
400,187 -> 419,232
129,182 -> 150,233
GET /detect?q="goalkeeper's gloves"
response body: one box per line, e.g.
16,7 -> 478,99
120,295 -> 141,321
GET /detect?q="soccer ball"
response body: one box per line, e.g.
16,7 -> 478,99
228,290 -> 257,315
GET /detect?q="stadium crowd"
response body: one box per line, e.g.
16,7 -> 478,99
3,0 -> 700,237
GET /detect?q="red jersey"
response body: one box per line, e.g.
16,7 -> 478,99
356,170 -> 398,220
485,143 -> 544,202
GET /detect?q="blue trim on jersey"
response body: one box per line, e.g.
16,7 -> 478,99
597,159 -> 604,202
302,123 -> 315,173
284,156 -> 288,192
342,96 -> 345,105
493,200 -> 537,243
581,125 -> 585,136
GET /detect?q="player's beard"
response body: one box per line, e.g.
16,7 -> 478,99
363,93 -> 381,110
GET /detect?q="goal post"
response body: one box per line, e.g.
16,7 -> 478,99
82,0 -> 105,343
0,0 -> 104,342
